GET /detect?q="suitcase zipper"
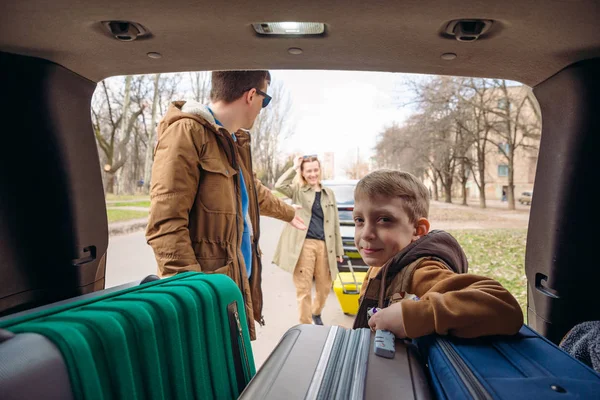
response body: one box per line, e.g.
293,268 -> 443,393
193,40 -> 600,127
228,301 -> 251,393
234,308 -> 252,379
436,337 -> 493,400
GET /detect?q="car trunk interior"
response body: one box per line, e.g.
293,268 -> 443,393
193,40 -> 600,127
0,0 -> 599,343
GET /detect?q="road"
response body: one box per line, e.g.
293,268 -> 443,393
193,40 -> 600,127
106,216 -> 355,369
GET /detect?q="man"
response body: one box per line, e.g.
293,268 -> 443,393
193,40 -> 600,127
146,70 -> 306,339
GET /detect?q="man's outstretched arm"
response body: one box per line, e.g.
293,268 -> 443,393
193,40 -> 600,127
255,177 -> 306,230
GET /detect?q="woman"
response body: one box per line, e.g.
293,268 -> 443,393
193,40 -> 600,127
273,155 -> 344,325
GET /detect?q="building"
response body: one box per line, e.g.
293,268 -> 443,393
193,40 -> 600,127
466,86 -> 539,201
466,138 -> 538,201
422,85 -> 540,202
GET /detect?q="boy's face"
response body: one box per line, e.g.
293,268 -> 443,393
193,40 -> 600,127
353,194 -> 430,268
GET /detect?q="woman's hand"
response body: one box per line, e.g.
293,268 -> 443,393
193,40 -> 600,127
337,256 -> 344,263
293,156 -> 303,171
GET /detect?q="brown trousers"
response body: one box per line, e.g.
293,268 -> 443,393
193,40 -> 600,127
293,239 -> 332,324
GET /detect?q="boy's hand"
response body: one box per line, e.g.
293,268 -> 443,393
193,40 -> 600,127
368,302 -> 408,339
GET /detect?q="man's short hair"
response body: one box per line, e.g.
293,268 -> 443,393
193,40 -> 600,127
355,169 -> 430,222
210,70 -> 271,103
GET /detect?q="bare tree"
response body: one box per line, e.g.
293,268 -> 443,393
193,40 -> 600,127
142,73 -> 161,193
429,170 -> 439,201
251,81 -> 294,187
137,73 -> 182,194
484,81 -> 541,210
92,76 -> 145,194
456,132 -> 474,205
373,123 -> 428,180
274,155 -> 295,183
188,72 -> 211,104
120,75 -> 155,194
374,124 -> 403,169
92,72 -> 191,195
412,76 -> 463,203
379,76 -> 540,208
344,148 -> 370,179
114,75 -> 134,194
453,78 -> 496,208
157,73 -> 183,115
373,112 -> 454,201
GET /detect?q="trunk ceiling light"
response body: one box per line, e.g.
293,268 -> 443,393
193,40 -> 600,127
253,22 -> 325,36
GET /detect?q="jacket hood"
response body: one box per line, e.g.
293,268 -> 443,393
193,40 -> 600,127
383,230 -> 469,281
158,100 -> 252,146
157,100 -> 219,141
180,100 -> 216,124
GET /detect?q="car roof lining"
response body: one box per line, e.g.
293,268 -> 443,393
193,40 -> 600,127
1,0 -> 599,86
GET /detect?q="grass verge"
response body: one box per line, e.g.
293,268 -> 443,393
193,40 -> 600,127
449,229 -> 528,316
109,201 -> 151,208
107,209 -> 149,223
105,194 -> 150,202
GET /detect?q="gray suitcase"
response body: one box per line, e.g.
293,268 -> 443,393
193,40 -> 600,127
239,324 -> 433,400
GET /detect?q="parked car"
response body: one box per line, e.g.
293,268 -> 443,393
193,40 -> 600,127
519,191 -> 533,205
322,179 -> 368,272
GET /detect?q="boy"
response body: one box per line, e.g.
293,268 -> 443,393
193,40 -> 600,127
352,170 -> 523,339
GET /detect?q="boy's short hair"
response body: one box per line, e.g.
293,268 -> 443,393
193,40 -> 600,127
210,70 -> 271,103
355,169 -> 430,222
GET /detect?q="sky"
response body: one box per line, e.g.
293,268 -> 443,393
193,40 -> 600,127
269,70 -> 421,177
98,70 -> 423,177
98,69 -> 524,179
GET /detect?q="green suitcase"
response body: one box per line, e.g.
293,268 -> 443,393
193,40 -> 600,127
0,272 -> 255,400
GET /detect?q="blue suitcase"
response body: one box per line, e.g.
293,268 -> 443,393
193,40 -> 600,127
416,325 -> 600,400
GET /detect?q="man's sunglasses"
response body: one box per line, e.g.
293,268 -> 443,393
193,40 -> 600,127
255,88 -> 272,108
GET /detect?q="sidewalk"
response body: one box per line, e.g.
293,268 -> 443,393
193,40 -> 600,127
106,191 -> 285,236
446,197 -> 531,212
108,217 -> 148,236
429,199 -> 530,231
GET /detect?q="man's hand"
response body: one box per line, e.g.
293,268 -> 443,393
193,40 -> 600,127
290,215 -> 307,230
368,302 -> 408,339
337,256 -> 344,263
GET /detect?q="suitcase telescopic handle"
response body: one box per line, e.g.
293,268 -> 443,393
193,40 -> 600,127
338,257 -> 360,294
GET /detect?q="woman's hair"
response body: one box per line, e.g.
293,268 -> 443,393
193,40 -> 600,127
297,156 -> 322,186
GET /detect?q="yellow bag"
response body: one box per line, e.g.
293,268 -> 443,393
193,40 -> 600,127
334,270 -> 367,315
